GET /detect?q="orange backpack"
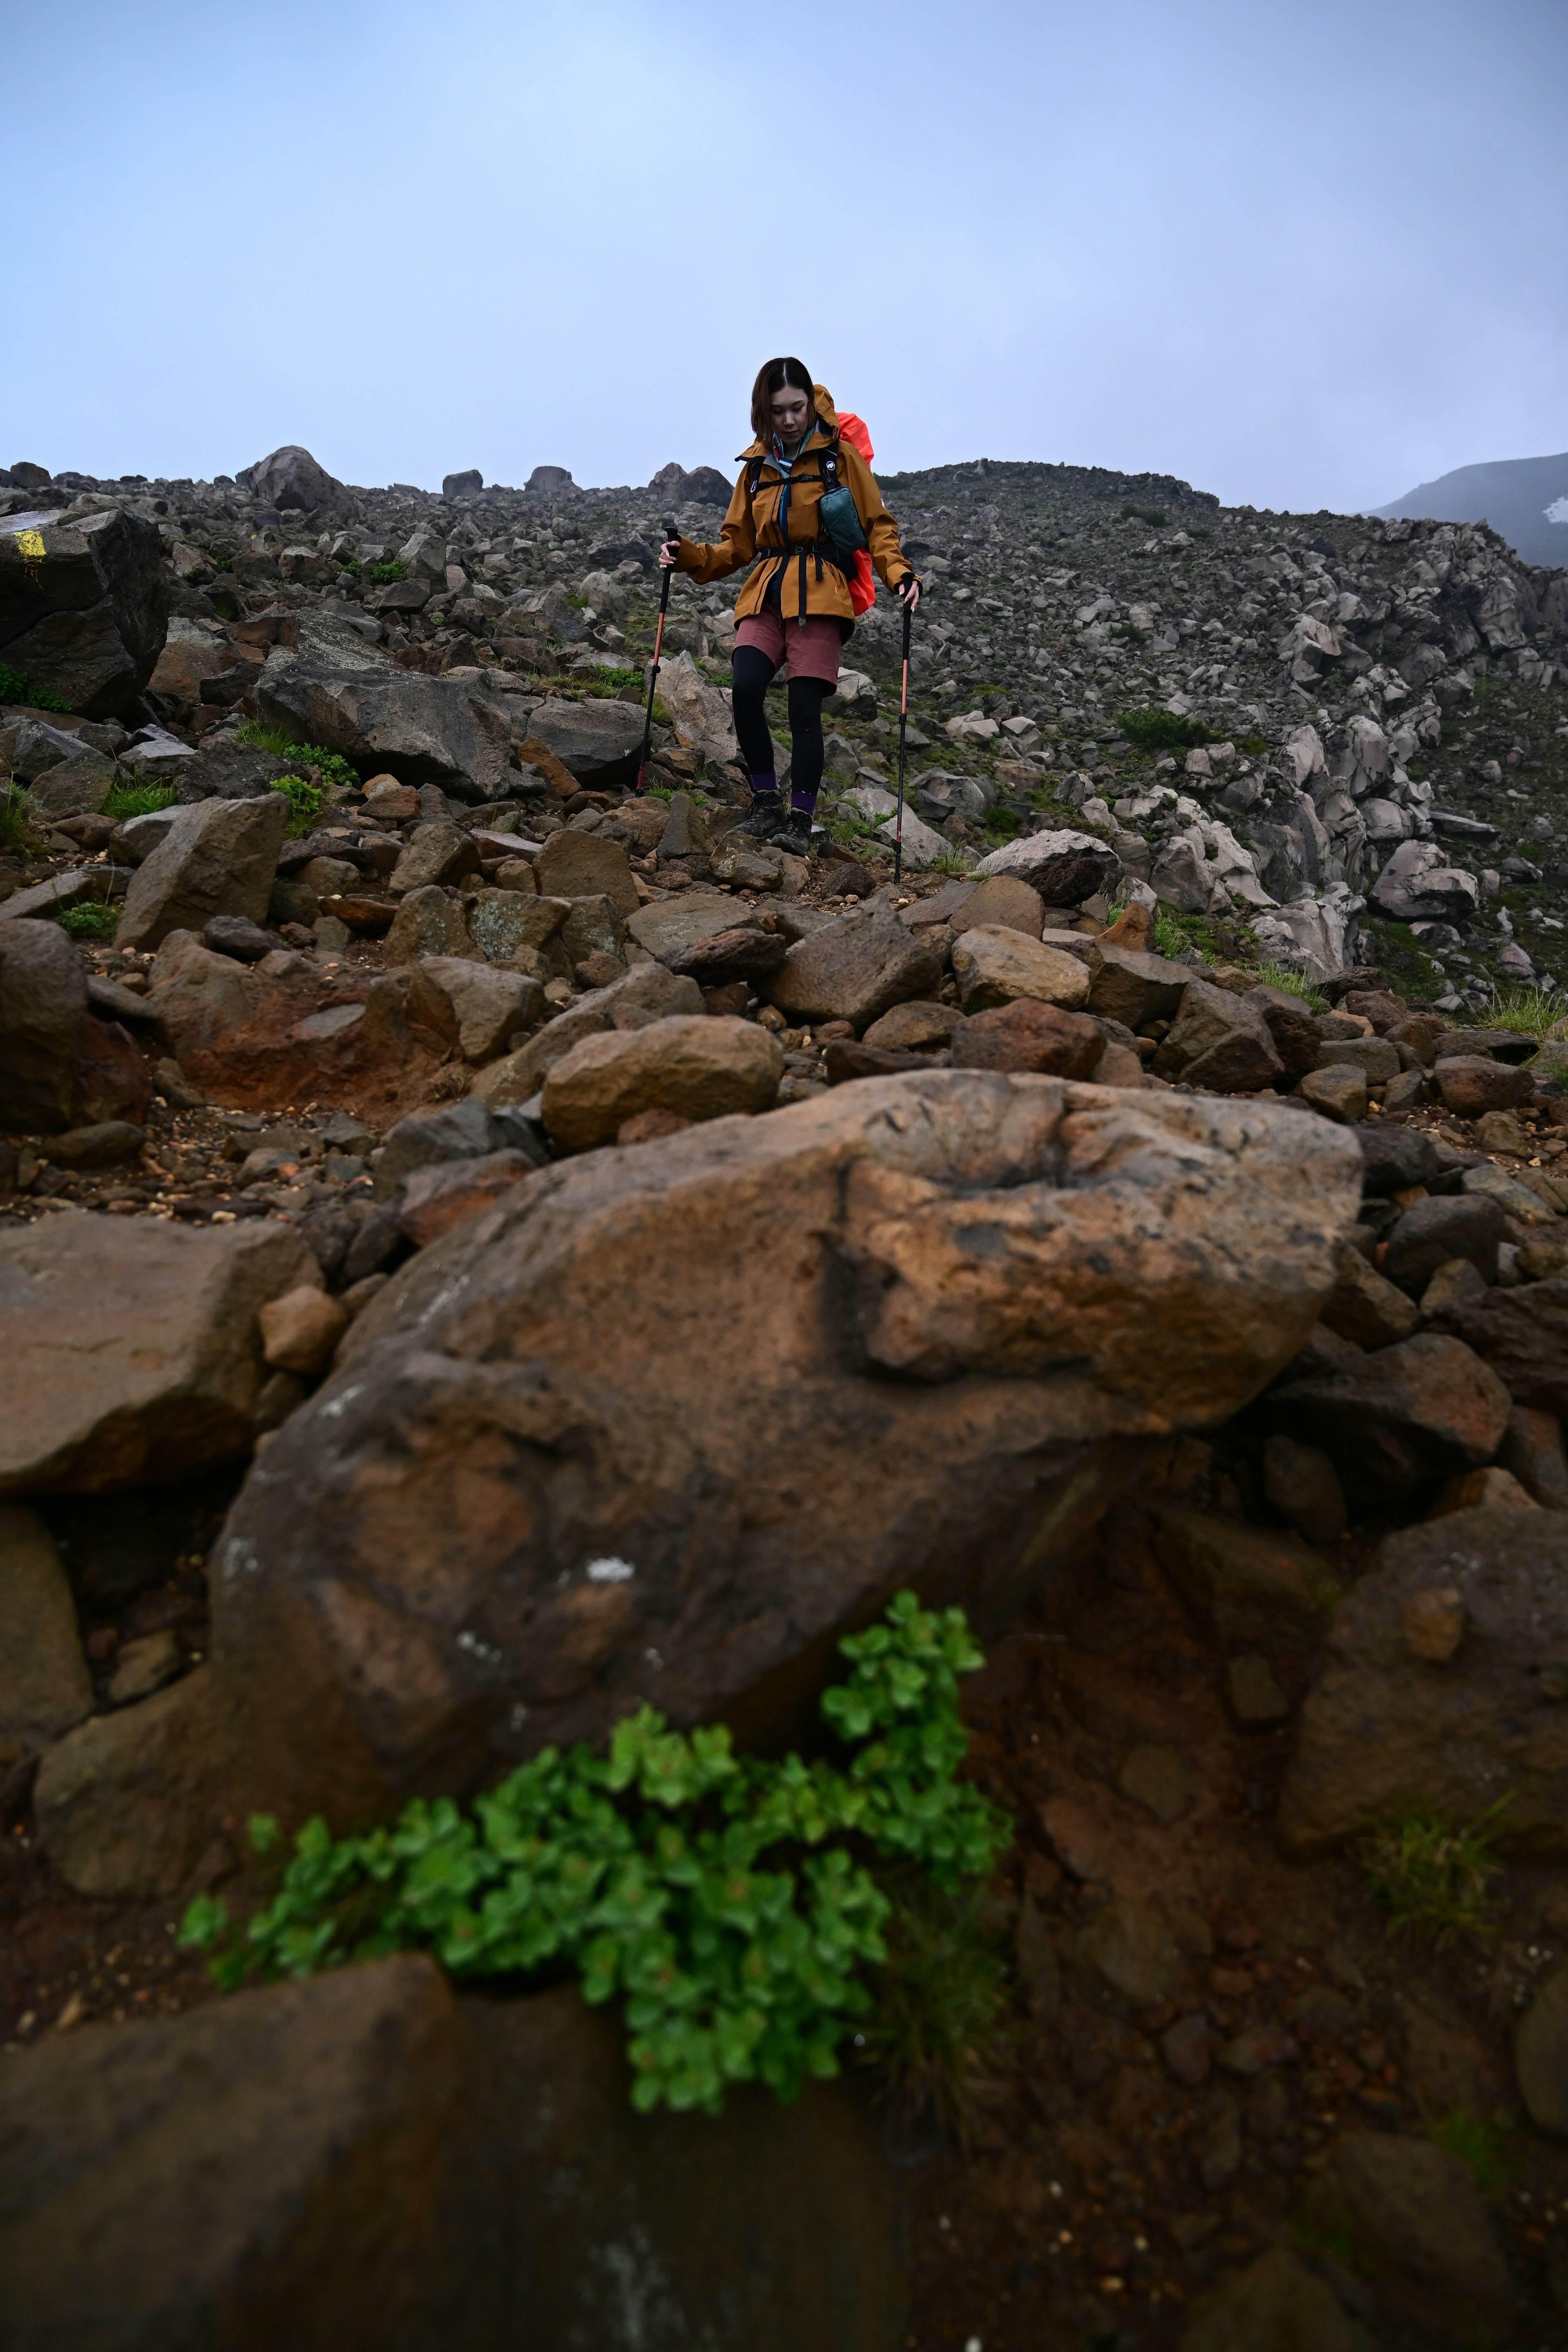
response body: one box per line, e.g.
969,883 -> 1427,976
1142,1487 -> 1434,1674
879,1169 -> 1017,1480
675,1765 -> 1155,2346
834,410 -> 878,616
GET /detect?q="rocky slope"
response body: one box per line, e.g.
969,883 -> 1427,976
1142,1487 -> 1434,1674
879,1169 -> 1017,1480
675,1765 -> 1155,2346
5,446 -> 1568,2349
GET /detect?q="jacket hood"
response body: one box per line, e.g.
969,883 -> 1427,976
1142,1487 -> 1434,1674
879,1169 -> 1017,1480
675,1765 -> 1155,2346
738,383 -> 840,460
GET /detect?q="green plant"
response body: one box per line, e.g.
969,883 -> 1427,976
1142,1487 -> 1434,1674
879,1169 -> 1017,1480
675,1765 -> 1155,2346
213,553 -> 234,572
1238,733 -> 1269,757
924,850 -> 974,878
1120,502 -> 1168,527
180,1592 -> 1011,2117
1154,909 -> 1207,962
1429,2107 -> 1511,2196
60,901 -> 118,939
238,722 -> 359,797
268,774 -> 325,836
1359,1798 -> 1510,1946
860,1877 -> 1010,2143
1119,708 -> 1216,753
103,779 -> 175,822
1254,959 -> 1328,1014
0,662 -> 71,713
1489,987 -> 1568,1042
367,560 -> 406,586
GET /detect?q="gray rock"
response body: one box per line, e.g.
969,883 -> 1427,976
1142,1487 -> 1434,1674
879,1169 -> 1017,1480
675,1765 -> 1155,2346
117,791 -> 290,953
203,914 -> 276,963
256,666 -> 513,798
6,717 -> 83,780
388,821 -> 481,896
1384,1192 -> 1506,1294
373,1096 -> 541,1197
0,1503 -> 92,1751
1152,978 -> 1285,1094
36,1667 -> 225,1900
768,909 -> 943,1029
210,1075 -> 1361,1829
1300,2130 -> 1514,2350
468,961 -> 704,1106
1370,839 -> 1480,924
0,1212 -> 318,1494
25,748 -> 118,818
1261,1432 -> 1348,1542
467,888 -> 570,972
405,958 -> 543,1063
1270,1331 -> 1511,1497
109,805 -> 179,865
240,443 -> 347,512
971,828 -> 1121,903
533,826 -> 640,914
384,885 -> 474,963
520,697 -> 646,789
442,469 -> 483,498
0,918 -> 86,1133
626,889 -> 764,963
0,507 -> 169,718
170,740 -> 299,806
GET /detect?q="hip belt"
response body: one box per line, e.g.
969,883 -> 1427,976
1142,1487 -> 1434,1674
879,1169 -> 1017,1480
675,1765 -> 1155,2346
753,539 -> 847,606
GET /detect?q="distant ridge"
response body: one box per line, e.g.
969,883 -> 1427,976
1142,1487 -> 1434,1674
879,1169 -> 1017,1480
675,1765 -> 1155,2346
1374,450 -> 1568,569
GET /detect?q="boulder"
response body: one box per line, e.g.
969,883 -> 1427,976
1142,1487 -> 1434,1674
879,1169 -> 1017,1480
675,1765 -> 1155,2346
626,889 -> 764,963
384,886 -> 474,964
387,821 -> 481,896
1178,2246 -> 1374,2352
655,649 -> 738,766
1383,1193 -> 1505,1294
240,443 -> 347,512
406,958 -> 542,1062
533,828 -> 640,915
374,1098 -> 547,1197
950,927 -> 1092,1015
0,507 -> 169,718
209,1074 -> 1361,1827
948,998 -> 1103,1076
1319,1244 -> 1422,1349
469,962 -> 704,1107
1076,940 -> 1190,1031
466,888 -> 568,972
972,828 -> 1121,903
1432,1054 -> 1533,1118
443,468 -> 483,498
399,1152 -> 539,1247
35,1667 -> 226,1899
1298,2132 -> 1514,2350
1278,1506 -> 1568,1854
947,873 -> 1044,938
0,1962 -> 907,2352
1515,1963 -> 1568,2134
521,697 -> 646,789
0,1211 -> 318,1494
1426,1276 -> 1568,1420
258,1286 -> 350,1377
768,910 -> 943,1029
0,917 -> 86,1133
1268,1332 -> 1510,1497
117,792 -> 290,953
540,1015 -> 784,1149
1152,979 -> 1285,1094
665,926 -> 789,987
256,666 -> 513,797
70,1016 -> 152,1128
1355,1123 -> 1445,1195
1148,1503 -> 1337,1651
861,1001 -> 965,1052
1299,1066 -> 1367,1122
0,1503 -> 92,1751
146,932 -> 438,1122
25,747 -> 117,819
1370,840 -> 1480,924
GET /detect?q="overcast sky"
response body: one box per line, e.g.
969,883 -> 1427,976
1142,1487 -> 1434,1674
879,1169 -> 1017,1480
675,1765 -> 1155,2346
4,0 -> 1564,518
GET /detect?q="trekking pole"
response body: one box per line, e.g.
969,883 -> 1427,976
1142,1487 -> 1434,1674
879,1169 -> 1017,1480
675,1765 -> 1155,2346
893,590 -> 913,883
636,516 -> 679,795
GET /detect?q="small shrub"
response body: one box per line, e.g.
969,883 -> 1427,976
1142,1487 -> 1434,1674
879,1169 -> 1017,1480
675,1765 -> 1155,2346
60,901 -> 117,940
0,784 -> 46,855
1430,2107 -> 1511,2196
1120,502 -> 1168,527
1490,987 -> 1568,1042
925,850 -> 974,878
180,1592 -> 1012,2117
269,774 -> 325,836
367,560 -> 406,586
1238,733 -> 1269,757
0,662 -> 71,713
860,1877 -> 1010,2145
103,780 -> 175,822
238,722 -> 359,798
1154,909 -> 1206,962
1118,707 -> 1216,753
338,558 -> 362,578
1359,1799 -> 1510,1946
213,553 -> 234,572
1254,960 -> 1327,1014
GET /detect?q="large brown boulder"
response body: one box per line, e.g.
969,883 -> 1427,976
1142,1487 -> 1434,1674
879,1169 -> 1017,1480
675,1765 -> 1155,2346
1267,1332 -> 1511,1496
0,917 -> 87,1134
117,793 -> 290,953
256,666 -> 514,798
1279,1505 -> 1568,1857
0,1961 -> 907,2352
767,909 -> 942,1030
0,1212 -> 318,1494
211,1073 -> 1362,1828
0,506 -> 169,718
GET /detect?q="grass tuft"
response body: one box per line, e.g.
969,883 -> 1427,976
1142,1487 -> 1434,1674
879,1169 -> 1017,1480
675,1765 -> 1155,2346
1118,707 -> 1216,753
0,662 -> 71,713
1254,960 -> 1328,1014
1359,1798 -> 1510,1947
238,721 -> 359,797
1488,987 -> 1568,1042
103,780 -> 175,823
860,1878 -> 1011,2148
1429,2107 -> 1511,2196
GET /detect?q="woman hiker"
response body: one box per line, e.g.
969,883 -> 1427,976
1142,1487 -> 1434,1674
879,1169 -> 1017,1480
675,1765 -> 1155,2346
659,357 -> 920,852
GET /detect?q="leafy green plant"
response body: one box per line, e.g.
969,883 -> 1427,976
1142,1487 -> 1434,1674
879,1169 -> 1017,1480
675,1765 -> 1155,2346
1119,708 -> 1218,754
1490,987 -> 1568,1042
1154,909 -> 1207,962
180,1592 -> 1011,2117
60,900 -> 117,939
103,779 -> 175,822
268,774 -> 325,836
338,558 -> 362,578
367,559 -> 406,586
1238,733 -> 1269,757
1359,1798 -> 1510,1946
238,722 -> 359,797
1120,502 -> 1168,527
1254,959 -> 1328,1013
0,662 -> 71,713
860,1877 -> 1010,2145
1429,2107 -> 1511,2196
213,553 -> 234,572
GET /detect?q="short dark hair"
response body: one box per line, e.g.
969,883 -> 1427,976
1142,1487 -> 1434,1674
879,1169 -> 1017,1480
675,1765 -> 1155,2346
751,357 -> 815,443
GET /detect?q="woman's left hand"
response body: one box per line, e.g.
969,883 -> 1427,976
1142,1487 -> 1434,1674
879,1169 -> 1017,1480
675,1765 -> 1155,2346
897,576 -> 921,614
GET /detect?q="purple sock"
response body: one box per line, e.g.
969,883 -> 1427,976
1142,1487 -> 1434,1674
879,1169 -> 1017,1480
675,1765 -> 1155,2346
790,786 -> 817,816
750,770 -> 778,799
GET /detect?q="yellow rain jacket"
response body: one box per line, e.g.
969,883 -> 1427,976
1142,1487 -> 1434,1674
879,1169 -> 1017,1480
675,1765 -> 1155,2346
672,383 -> 913,629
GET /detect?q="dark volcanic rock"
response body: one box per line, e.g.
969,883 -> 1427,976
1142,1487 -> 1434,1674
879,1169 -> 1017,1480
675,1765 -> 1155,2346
0,507 -> 169,717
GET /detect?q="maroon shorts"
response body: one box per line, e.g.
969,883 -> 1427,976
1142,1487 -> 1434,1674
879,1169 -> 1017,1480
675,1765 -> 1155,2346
733,608 -> 843,685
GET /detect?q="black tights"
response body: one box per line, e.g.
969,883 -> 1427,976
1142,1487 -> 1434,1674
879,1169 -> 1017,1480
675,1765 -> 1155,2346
731,646 -> 832,805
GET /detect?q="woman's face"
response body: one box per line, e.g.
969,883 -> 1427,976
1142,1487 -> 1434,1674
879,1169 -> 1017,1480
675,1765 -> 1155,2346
769,381 -> 811,444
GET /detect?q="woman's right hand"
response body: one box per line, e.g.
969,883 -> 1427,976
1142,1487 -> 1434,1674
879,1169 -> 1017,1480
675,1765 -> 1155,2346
659,536 -> 681,569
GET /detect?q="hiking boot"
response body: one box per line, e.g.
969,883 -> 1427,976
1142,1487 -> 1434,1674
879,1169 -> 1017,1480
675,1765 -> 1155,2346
769,808 -> 816,854
731,800 -> 786,839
